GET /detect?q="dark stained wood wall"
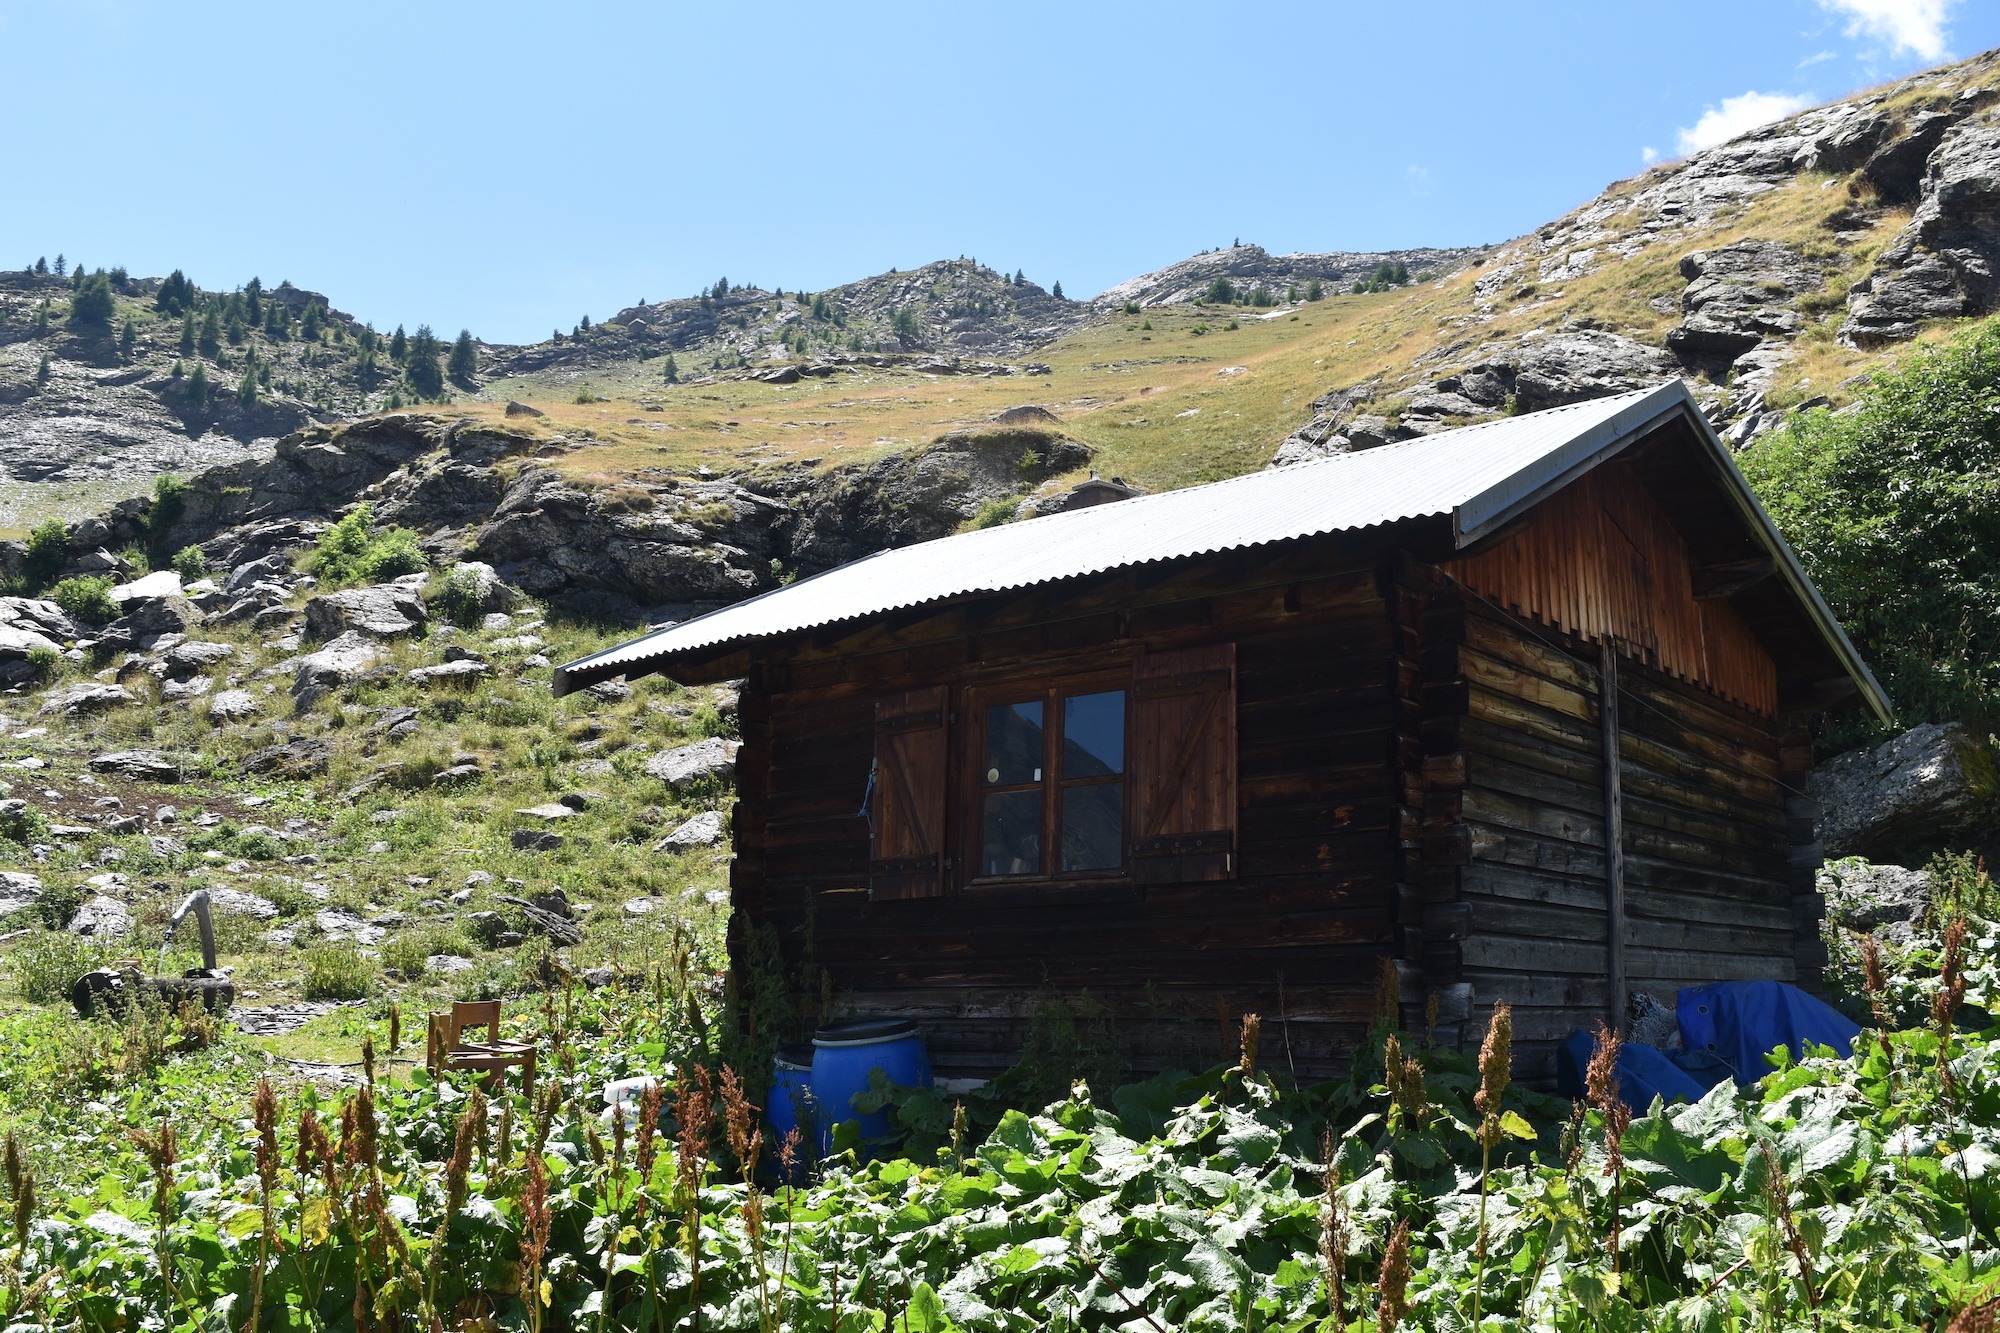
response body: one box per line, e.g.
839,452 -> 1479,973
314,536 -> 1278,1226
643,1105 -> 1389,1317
730,546 -> 1412,1081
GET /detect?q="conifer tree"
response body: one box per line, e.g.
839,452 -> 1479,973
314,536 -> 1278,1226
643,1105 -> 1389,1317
662,353 -> 679,383
120,318 -> 136,358
1306,278 -> 1324,301
243,277 -> 262,324
579,313 -> 592,331
237,365 -> 258,405
32,302 -> 49,338
198,307 -> 222,357
69,271 -> 115,326
178,313 -> 195,355
405,324 -> 443,398
156,269 -> 194,315
300,302 -> 325,342
448,329 -> 477,384
188,363 -> 209,405
1052,280 -> 1064,299
52,254 -> 64,277
358,325 -> 377,355
226,312 -> 246,345
389,325 -> 407,362
34,353 -> 49,389
32,257 -> 46,275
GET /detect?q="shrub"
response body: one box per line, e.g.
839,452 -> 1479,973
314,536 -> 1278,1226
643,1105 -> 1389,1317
170,545 -> 207,580
1742,316 -> 2000,740
20,519 -> 67,592
301,942 -> 377,1000
0,801 -> 48,845
309,503 -> 427,587
381,933 -> 431,978
231,830 -> 285,861
49,576 -> 117,623
11,930 -> 99,1004
434,564 -> 489,627
967,496 -> 1019,531
24,645 -> 58,680
33,880 -> 81,930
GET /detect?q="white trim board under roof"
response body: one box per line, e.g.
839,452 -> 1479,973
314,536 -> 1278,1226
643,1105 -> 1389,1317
555,380 -> 1890,721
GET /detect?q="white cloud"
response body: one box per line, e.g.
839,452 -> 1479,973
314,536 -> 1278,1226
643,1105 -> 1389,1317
1676,90 -> 1816,155
1816,0 -> 1956,61
1641,146 -> 1659,164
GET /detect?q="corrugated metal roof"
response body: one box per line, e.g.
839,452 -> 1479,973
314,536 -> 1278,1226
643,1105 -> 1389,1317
554,380 -> 1889,719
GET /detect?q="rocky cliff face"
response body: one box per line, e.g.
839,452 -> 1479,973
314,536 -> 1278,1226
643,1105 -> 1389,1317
57,414 -> 1094,626
1272,50 -> 2000,466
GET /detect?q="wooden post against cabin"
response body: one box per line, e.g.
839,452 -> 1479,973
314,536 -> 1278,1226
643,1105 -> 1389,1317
1600,640 -> 1627,1032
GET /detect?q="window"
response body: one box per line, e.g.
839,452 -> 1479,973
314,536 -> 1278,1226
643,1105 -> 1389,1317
976,686 -> 1127,879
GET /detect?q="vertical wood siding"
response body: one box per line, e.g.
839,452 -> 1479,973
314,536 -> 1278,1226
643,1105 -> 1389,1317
1443,462 -> 1778,716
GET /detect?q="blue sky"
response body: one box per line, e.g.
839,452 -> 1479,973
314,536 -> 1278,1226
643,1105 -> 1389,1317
1,0 -> 1995,344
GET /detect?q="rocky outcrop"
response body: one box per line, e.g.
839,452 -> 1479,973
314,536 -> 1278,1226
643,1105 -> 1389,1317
303,582 -> 428,642
1810,722 -> 1999,862
1096,243 -> 1485,309
1844,117 -> 2000,346
1667,242 -> 1829,363
1819,859 -> 1932,946
645,737 -> 740,790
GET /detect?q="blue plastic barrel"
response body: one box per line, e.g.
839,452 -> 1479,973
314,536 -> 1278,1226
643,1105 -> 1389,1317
765,1044 -> 816,1175
810,1018 -> 931,1154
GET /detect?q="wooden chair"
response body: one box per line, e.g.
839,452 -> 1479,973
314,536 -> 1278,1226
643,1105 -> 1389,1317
427,1001 -> 537,1096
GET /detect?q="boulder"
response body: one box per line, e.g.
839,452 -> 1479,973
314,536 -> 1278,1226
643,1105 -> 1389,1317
107,570 -> 183,608
239,738 -> 334,778
504,401 -> 545,418
163,641 -> 235,678
96,597 -> 201,652
493,892 -> 585,945
303,584 -> 427,642
40,683 -> 137,717
207,689 -> 260,723
510,828 -> 565,852
1810,722 -> 1998,861
88,750 -> 182,783
68,895 -> 132,939
1665,242 -> 1824,363
1820,859 -> 1933,947
0,871 -> 43,921
644,737 -> 740,790
161,676 -> 212,701
443,561 -> 518,613
291,631 -> 384,706
654,809 -> 727,851
0,596 -> 76,640
209,887 -> 280,919
407,659 -> 490,686
431,762 -> 483,789
0,625 -> 62,686
516,802 -> 576,821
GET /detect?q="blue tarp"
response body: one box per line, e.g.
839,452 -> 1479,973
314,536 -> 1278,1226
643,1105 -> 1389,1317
1558,981 -> 1863,1111
1676,980 -> 1860,1087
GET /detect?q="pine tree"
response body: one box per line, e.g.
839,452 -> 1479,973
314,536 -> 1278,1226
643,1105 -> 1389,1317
237,365 -> 259,405
1013,269 -> 1024,285
1306,279 -> 1324,302
32,302 -> 49,338
358,324 -> 377,355
1052,281 -> 1064,300
178,312 -> 195,355
579,313 -> 592,331
447,329 -> 477,385
188,363 -> 209,405
389,325 -> 407,363
404,324 -> 443,398
156,269 -> 195,315
170,359 -> 183,379
198,307 -> 222,357
662,353 -> 679,383
32,257 -> 46,275
226,311 -> 246,345
300,302 -> 325,342
52,254 -> 64,277
119,318 -> 136,358
34,353 -> 49,389
243,277 -> 262,324
69,271 -> 115,326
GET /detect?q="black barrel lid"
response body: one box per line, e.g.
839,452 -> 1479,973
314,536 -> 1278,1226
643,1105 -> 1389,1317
813,1017 -> 918,1046
774,1042 -> 815,1070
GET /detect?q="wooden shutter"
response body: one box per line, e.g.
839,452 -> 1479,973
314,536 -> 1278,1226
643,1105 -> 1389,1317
1129,644 -> 1237,883
868,686 -> 949,900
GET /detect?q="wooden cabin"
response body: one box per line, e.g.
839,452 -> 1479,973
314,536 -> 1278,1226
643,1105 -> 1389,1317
556,382 -> 1887,1084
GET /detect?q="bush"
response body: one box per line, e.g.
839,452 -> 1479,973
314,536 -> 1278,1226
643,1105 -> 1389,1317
966,496 -> 1019,531
11,930 -> 99,1004
49,576 -> 117,623
33,881 -> 81,930
20,519 -> 67,592
1742,317 -> 2000,740
309,503 -> 427,587
302,942 -> 377,1000
434,564 -> 489,627
171,545 -> 208,580
0,801 -> 48,845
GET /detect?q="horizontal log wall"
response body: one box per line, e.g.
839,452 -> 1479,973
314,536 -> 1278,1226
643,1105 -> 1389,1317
1422,590 -> 1796,1085
731,551 -> 1406,1081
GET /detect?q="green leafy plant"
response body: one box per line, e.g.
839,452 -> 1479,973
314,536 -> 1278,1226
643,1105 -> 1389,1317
301,942 -> 377,1000
48,575 -> 116,623
170,545 -> 207,580
307,503 -> 426,587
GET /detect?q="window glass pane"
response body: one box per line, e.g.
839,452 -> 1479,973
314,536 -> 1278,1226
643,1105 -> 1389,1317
982,790 -> 1041,876
983,702 -> 1043,786
1062,691 -> 1124,778
1061,781 -> 1123,871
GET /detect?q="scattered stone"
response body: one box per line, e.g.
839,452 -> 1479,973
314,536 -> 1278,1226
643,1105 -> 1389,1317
431,762 -> 483,789
583,680 -> 631,704
0,625 -> 63,686
515,802 -> 576,821
643,737 -> 740,790
207,689 -> 260,723
291,631 -> 385,706
654,809 -> 727,851
408,659 -> 490,686
624,897 -> 657,916
493,892 -> 585,945
0,872 -> 43,921
443,561 -> 518,613
504,401 -> 545,418
209,887 -> 280,920
464,869 -> 495,887
40,683 -> 137,717
239,738 -> 334,779
481,612 -> 514,631
88,750 -> 182,783
426,954 -> 476,974
161,676 -> 213,701
68,895 -> 132,939
558,790 -> 602,811
1810,722 -> 1998,861
511,828 -> 565,852
303,584 -> 428,642
104,815 -> 142,835
232,1002 -> 342,1036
